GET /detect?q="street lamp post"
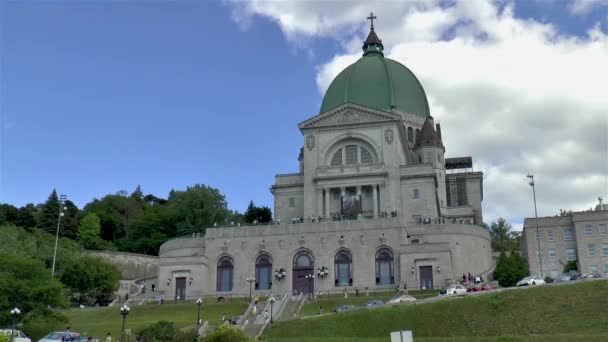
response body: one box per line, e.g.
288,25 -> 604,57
51,194 -> 67,276
120,305 -> 130,341
305,274 -> 315,298
527,174 -> 543,278
268,296 -> 275,323
10,308 -> 20,342
196,298 -> 203,325
246,276 -> 255,302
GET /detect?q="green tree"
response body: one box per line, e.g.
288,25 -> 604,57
168,184 -> 232,235
77,213 -> 108,250
60,256 -> 120,305
16,204 -> 38,230
0,252 -> 66,327
485,218 -> 520,252
60,200 -> 81,240
38,189 -> 60,233
563,260 -> 578,273
493,251 -> 529,287
244,201 -> 272,223
204,324 -> 253,342
0,203 -> 19,225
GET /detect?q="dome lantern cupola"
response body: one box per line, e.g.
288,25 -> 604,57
363,12 -> 384,56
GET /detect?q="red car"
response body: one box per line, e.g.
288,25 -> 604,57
467,284 -> 494,292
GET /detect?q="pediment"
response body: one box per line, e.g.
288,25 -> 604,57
298,104 -> 401,131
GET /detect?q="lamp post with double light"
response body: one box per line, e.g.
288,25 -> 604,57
527,174 -> 543,278
246,276 -> 255,302
51,194 -> 67,276
10,308 -> 20,341
120,305 -> 130,341
196,298 -> 203,325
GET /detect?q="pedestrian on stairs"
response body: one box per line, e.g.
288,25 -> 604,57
252,303 -> 257,317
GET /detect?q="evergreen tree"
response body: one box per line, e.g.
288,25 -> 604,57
131,185 -> 144,200
38,189 -> 60,234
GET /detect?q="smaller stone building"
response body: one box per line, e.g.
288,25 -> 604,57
521,204 -> 608,278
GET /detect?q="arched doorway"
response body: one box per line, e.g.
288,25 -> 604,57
375,247 -> 394,285
216,255 -> 233,292
255,254 -> 272,290
292,250 -> 314,295
334,249 -> 353,286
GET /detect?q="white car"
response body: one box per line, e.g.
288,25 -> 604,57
516,275 -> 545,286
1,329 -> 32,342
441,285 -> 467,296
387,294 -> 417,304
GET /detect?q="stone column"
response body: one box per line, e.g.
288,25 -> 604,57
372,184 -> 379,218
324,188 -> 330,218
356,186 -> 362,219
317,188 -> 323,218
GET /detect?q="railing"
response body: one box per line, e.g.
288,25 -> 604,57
414,217 -> 477,225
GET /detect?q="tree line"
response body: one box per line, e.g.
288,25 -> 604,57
0,184 -> 271,255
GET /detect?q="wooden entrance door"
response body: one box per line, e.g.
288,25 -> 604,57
293,269 -> 314,295
419,266 -> 433,289
175,277 -> 186,300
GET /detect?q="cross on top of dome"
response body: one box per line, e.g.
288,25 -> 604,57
367,12 -> 377,30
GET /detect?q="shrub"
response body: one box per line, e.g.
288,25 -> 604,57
135,321 -> 198,342
544,276 -> 554,283
203,324 -> 252,342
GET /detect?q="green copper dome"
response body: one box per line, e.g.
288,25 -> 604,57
319,29 -> 430,117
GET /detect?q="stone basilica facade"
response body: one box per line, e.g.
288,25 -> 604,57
158,25 -> 493,300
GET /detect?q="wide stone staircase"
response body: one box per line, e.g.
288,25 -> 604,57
276,293 -> 305,322
241,292 -> 290,339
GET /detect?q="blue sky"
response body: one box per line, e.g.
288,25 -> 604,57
1,0 -> 607,224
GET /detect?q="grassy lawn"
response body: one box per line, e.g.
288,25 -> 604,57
263,280 -> 608,341
301,290 -> 438,317
60,298 -> 248,339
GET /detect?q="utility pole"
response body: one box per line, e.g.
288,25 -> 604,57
51,194 -> 67,276
527,175 -> 543,278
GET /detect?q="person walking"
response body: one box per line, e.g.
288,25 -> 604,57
264,310 -> 269,322
252,303 -> 257,317
104,332 -> 112,342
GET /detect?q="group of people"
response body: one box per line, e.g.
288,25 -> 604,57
417,217 -> 476,225
462,272 -> 484,285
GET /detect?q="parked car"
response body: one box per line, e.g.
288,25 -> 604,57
579,272 -> 602,279
361,300 -> 384,307
516,275 -> 545,286
331,304 -> 354,313
387,294 -> 417,304
38,331 -> 80,342
467,284 -> 494,292
1,329 -> 32,342
441,285 -> 467,296
73,337 -> 100,342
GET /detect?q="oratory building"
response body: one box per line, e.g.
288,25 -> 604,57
158,21 -> 493,299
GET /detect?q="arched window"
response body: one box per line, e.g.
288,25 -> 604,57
407,127 -> 413,143
331,149 -> 342,166
334,249 -> 352,286
360,147 -> 372,164
217,256 -> 233,292
330,144 -> 375,166
375,248 -> 394,285
294,251 -> 313,269
255,254 -> 272,290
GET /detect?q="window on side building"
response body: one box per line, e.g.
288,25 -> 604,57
413,189 -> 420,200
546,230 -> 554,241
603,243 -> 608,257
563,228 -> 573,241
599,224 -> 607,235
288,197 -> 295,208
548,249 -> 557,261
566,248 -> 576,261
585,224 -> 593,236
588,244 -> 596,257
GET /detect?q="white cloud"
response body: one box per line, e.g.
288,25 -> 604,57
228,0 -> 608,227
570,0 -> 608,15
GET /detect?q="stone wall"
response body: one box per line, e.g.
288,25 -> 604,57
86,250 -> 159,280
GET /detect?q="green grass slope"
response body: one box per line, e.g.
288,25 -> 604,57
262,280 -> 608,341
61,299 -> 248,339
